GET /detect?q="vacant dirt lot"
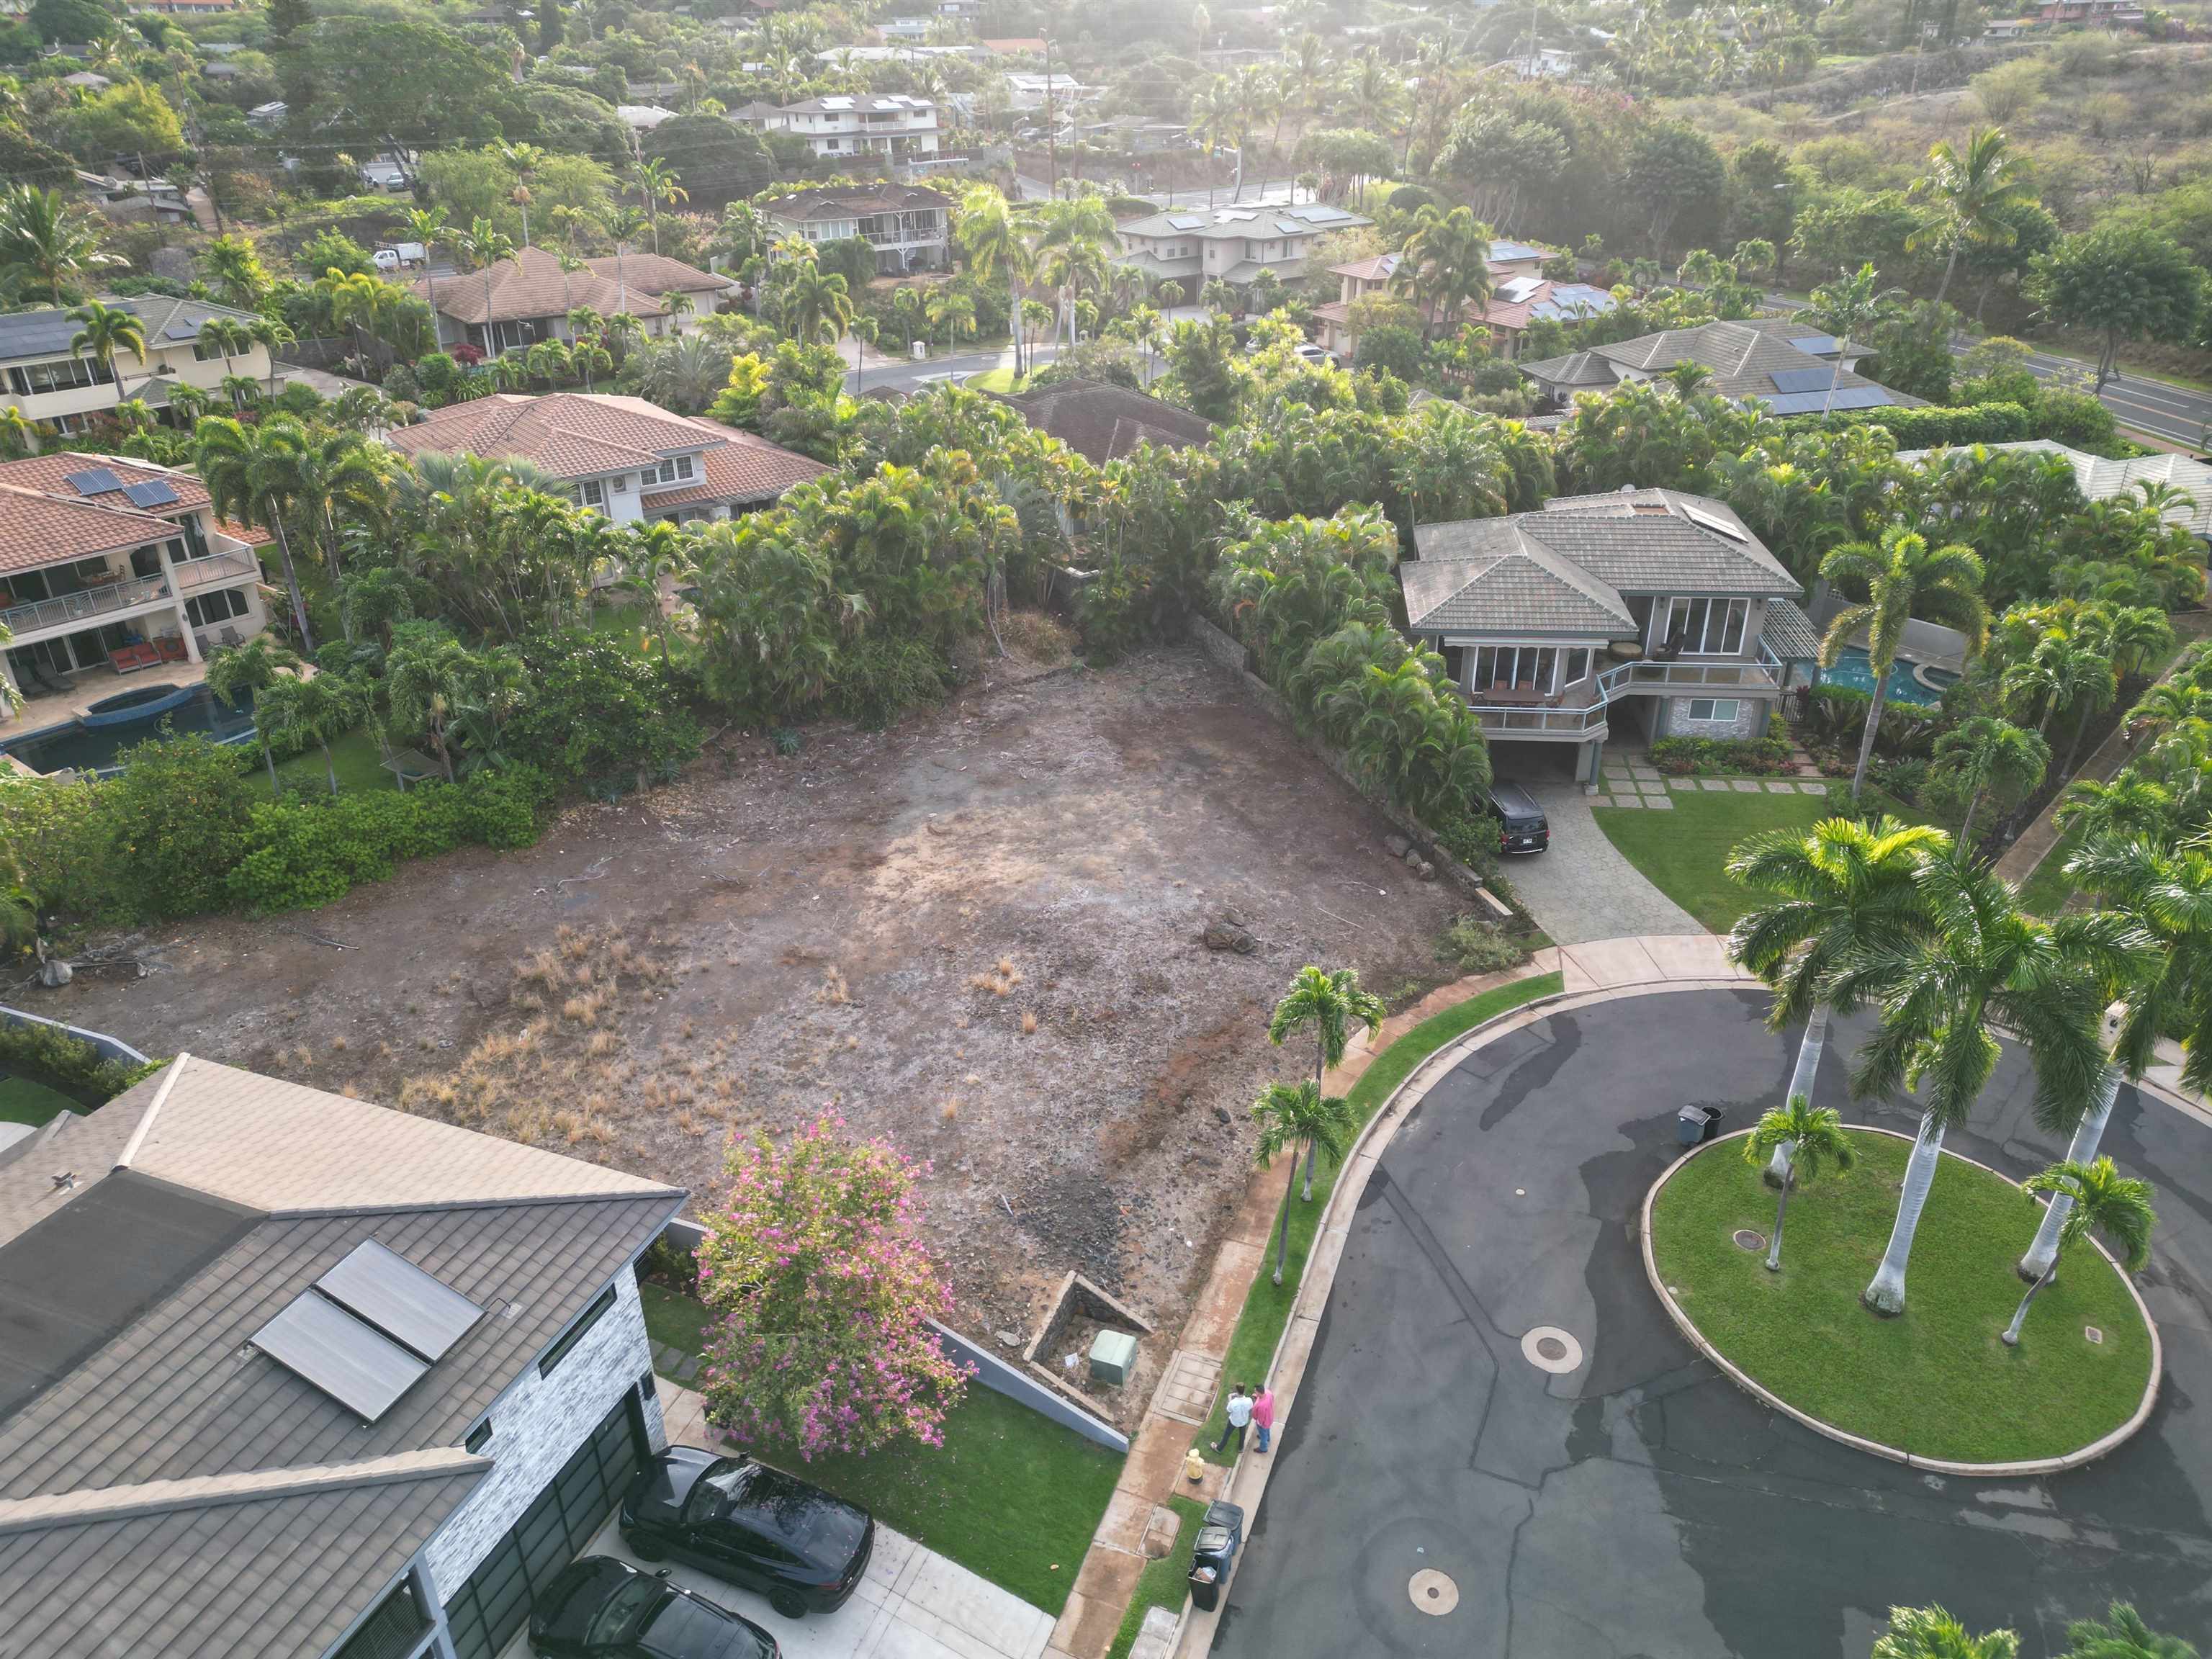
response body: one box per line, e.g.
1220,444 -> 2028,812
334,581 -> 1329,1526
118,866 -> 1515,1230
50,647 -> 1462,1360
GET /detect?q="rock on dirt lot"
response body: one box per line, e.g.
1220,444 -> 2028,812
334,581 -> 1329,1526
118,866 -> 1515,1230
50,647 -> 1462,1349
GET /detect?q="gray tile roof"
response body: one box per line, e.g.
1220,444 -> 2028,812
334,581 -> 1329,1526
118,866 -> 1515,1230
1895,439 -> 2212,540
1763,596 -> 1824,661
1519,318 -> 1916,410
0,295 -> 261,363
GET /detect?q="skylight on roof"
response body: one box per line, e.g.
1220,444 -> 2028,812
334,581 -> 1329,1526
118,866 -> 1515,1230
1167,215 -> 1204,230
1681,504 -> 1748,542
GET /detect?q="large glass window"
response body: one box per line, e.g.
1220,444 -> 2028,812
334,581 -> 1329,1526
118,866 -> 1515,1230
8,357 -> 104,396
1662,598 -> 1748,656
1470,644 -> 1563,696
186,588 -> 250,627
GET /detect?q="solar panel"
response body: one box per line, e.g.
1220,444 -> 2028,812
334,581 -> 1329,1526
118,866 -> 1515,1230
1682,504 -> 1748,543
1761,385 -> 1894,415
252,1290 -> 429,1421
1788,333 -> 1840,356
1768,367 -> 1835,395
1168,215 -> 1204,230
315,1239 -> 484,1362
63,467 -> 122,496
163,323 -> 200,340
1498,276 -> 1543,303
122,479 -> 179,508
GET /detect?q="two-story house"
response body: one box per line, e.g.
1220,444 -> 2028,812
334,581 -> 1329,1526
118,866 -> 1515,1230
0,451 -> 271,704
409,247 -> 734,359
1312,241 -> 1614,361
1112,200 -> 1372,292
758,183 -> 953,274
757,94 -> 941,163
1,296 -> 274,436
1402,489 -> 1818,789
385,392 -> 827,530
0,1053 -> 688,1659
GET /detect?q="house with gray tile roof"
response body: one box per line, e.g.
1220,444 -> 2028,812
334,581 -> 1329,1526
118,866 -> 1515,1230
1404,489 -> 1807,783
0,1053 -> 685,1659
1894,438 -> 2212,544
1111,200 -> 1371,291
1518,318 -> 1917,414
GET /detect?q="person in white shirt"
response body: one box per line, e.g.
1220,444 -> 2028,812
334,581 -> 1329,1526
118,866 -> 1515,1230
1213,1384 -> 1254,1455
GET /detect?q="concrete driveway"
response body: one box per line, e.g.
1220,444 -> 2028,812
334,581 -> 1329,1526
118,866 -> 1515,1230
1494,776 -> 1701,947
1213,989 -> 2212,1658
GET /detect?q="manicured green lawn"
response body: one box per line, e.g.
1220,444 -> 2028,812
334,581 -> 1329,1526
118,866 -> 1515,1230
963,367 -> 1025,395
1593,786 -> 1841,933
1106,1494 -> 1206,1659
267,727 -> 400,794
1650,1130 -> 2153,1464
634,1282 -> 1120,1615
0,1074 -> 81,1128
1194,970 -> 1566,1463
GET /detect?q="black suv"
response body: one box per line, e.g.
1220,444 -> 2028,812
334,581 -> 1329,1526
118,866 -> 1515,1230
1489,781 -> 1550,854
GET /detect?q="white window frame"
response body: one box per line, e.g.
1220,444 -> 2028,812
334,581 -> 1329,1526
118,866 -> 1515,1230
1658,596 -> 1749,657
1563,647 -> 1592,686
1686,698 -> 1741,723
1468,643 -> 1563,698
581,479 -> 604,507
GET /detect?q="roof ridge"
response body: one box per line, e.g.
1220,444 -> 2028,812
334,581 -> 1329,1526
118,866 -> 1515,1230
0,1448 -> 490,1534
113,1052 -> 188,1171
0,480 -> 181,529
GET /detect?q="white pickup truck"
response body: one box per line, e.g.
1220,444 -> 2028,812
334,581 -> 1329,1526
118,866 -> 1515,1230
370,242 -> 428,271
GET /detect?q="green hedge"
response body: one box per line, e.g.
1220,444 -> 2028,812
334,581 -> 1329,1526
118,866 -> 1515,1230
1777,395 -> 2141,458
1650,734 -> 1794,775
0,1017 -> 163,1103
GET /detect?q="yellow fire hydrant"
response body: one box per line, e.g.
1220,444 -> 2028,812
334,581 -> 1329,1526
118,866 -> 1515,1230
1184,1448 -> 1206,1485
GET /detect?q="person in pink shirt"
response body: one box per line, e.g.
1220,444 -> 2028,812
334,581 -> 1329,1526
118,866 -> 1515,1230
1251,1382 -> 1276,1453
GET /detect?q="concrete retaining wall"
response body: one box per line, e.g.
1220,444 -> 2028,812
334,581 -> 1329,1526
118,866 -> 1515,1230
0,1004 -> 149,1067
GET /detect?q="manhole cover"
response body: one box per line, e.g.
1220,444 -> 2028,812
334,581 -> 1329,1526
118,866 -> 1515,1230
1733,1229 -> 1766,1251
1408,1568 -> 1459,1616
1519,1326 -> 1583,1375
2085,1326 -> 2104,1345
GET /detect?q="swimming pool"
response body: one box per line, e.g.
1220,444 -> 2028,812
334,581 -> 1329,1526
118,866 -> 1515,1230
3,684 -> 258,776
1820,646 -> 1959,709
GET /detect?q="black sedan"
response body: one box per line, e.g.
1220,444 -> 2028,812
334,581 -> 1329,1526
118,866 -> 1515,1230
529,1555 -> 778,1659
621,1447 -> 875,1619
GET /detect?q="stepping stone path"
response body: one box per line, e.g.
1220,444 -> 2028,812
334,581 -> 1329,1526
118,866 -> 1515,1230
653,1343 -> 701,1384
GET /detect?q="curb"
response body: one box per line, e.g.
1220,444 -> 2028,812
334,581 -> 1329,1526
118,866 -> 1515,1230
1640,1125 -> 2163,1478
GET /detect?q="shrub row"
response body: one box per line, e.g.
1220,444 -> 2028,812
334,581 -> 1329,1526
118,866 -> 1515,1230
0,1017 -> 163,1103
1778,395 -> 2132,457
1650,734 -> 1797,775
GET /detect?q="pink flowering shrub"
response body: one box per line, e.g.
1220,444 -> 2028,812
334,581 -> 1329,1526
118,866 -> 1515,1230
696,1112 -> 971,1460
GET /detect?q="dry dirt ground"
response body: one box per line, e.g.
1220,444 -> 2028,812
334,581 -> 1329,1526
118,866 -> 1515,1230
50,646 -> 1462,1370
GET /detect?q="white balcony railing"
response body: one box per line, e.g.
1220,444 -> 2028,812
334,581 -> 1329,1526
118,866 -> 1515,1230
1,573 -> 171,637
172,552 -> 259,593
1465,652 -> 1781,736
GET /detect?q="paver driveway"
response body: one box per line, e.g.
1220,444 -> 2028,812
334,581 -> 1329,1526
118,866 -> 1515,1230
1497,778 -> 1701,946
1212,989 -> 2212,1658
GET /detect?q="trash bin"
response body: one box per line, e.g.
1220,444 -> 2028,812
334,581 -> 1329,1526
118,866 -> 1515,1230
1676,1105 -> 1722,1146
1188,1500 -> 1244,1611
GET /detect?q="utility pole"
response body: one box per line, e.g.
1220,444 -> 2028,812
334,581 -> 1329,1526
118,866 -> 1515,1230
1043,36 -> 1058,198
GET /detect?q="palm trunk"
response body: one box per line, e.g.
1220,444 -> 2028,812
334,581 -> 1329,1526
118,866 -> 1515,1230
261,734 -> 279,796
1863,1110 -> 1945,1314
1765,1006 -> 1828,1184
2002,1264 -> 2052,1344
1766,1177 -> 1790,1271
2056,703 -> 2092,782
1933,244 -> 1958,310
268,506 -> 315,655
1849,672 -> 1889,801
2020,1063 -> 2119,1279
1300,1048 -> 1323,1200
1956,774 -> 1987,851
1008,263 -> 1024,377
322,740 -> 338,796
1271,1153 -> 1298,1284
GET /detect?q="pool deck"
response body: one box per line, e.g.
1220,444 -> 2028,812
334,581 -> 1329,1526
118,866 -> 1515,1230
2,661 -> 215,742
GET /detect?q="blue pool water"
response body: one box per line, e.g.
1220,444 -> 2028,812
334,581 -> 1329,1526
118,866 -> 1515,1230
3,685 -> 258,775
1820,646 -> 1958,709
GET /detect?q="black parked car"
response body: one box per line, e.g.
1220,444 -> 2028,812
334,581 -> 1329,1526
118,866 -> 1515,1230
529,1555 -> 778,1659
1489,781 -> 1550,854
621,1447 -> 874,1618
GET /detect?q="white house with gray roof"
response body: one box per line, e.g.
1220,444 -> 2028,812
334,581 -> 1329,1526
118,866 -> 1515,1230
0,1053 -> 685,1659
1404,488 -> 1815,786
0,295 -> 274,436
1112,200 -> 1370,291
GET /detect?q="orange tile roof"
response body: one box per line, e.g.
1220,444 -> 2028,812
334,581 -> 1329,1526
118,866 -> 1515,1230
688,420 -> 830,504
411,246 -> 729,327
0,453 -> 213,575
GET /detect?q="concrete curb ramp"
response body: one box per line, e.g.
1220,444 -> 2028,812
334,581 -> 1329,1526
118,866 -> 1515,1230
1641,1125 -> 2163,1479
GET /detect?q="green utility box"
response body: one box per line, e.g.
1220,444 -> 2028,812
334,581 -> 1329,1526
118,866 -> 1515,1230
1089,1328 -> 1139,1386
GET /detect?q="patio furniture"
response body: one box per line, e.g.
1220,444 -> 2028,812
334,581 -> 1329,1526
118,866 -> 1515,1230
109,643 -> 161,674
154,636 -> 189,663
380,747 -> 442,791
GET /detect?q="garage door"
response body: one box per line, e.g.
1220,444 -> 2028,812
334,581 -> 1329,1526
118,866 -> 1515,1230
444,1388 -> 649,1659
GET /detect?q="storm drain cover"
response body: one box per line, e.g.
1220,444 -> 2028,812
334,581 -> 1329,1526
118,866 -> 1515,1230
2085,1326 -> 2104,1344
1408,1569 -> 1460,1615
1733,1229 -> 1766,1251
1520,1325 -> 1583,1375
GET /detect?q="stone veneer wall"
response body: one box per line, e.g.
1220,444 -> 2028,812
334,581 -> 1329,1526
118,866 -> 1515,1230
423,1270 -> 664,1595
1654,694 -> 1768,742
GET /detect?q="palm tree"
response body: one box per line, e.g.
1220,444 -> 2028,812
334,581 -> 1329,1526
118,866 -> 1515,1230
404,206 -> 450,336
1818,529 -> 1990,801
1931,716 -> 2049,851
778,260 -> 854,344
197,415 -> 315,652
194,316 -> 253,408
1850,860 -> 2135,1314
1742,1095 -> 1854,1270
621,519 -> 693,666
632,158 -> 688,256
256,669 -> 362,797
204,634 -> 303,795
2056,773 -> 2173,847
927,287 -> 976,356
249,316 -> 295,396
498,141 -> 547,246
956,184 -> 1029,374
1871,1605 -> 2020,1659
459,219 -> 517,360
2002,632 -> 2117,781
67,298 -> 148,394
0,407 -> 42,459
1267,965 -> 1386,1199
0,184 -> 114,304
316,268 -> 387,374
1807,263 -> 1905,417
2064,1602 -> 2198,1658
1251,1079 -> 1359,1284
1727,815 -> 1948,1182
292,427 -> 390,602
1907,127 -> 2031,309
2004,1156 -> 2154,1344
1390,204 -> 1493,341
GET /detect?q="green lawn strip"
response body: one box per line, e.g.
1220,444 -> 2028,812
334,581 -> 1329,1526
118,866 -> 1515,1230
2019,822 -> 2085,918
1193,970 -> 1565,1463
1105,1496 -> 1207,1659
1649,1130 -> 2152,1464
268,727 -> 401,794
631,1281 -> 1118,1614
0,1075 -> 82,1128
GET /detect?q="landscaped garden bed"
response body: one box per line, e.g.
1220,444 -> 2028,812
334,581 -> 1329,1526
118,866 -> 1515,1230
1647,1128 -> 2155,1467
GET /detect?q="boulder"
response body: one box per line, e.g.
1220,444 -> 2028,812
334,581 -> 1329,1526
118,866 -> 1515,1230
1383,833 -> 1413,858
1202,917 -> 1256,954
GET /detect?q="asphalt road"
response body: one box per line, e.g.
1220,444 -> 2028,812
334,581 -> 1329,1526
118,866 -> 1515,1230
1993,349 -> 2212,450
1213,990 -> 2212,1659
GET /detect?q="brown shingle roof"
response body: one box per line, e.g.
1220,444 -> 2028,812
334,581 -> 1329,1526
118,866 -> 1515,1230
0,453 -> 212,574
411,246 -> 728,326
992,377 -> 1215,466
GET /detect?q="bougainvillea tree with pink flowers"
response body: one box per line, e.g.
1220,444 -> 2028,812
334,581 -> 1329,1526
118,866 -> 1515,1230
696,1112 -> 971,1459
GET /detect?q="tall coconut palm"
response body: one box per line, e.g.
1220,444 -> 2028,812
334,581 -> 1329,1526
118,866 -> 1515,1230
1818,529 -> 1990,801
631,158 -> 687,256
1742,1095 -> 1854,1270
2003,1156 -> 2154,1345
1906,127 -> 2031,309
459,219 -> 516,360
956,184 -> 1029,375
194,315 -> 253,409
197,415 -> 315,652
778,259 -> 853,344
1807,262 -> 1905,417
315,267 -> 386,373
1251,1079 -> 1358,1284
0,184 -> 115,304
2001,631 -> 2116,781
1931,716 -> 2049,852
1848,859 -> 2136,1314
1390,204 -> 1493,341
292,428 -> 391,602
404,205 -> 450,336
497,141 -> 547,246
204,635 -> 304,794
250,315 -> 296,395
1267,964 -> 1386,1198
1871,1605 -> 2020,1659
67,298 -> 147,394
1727,815 -> 1948,1182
